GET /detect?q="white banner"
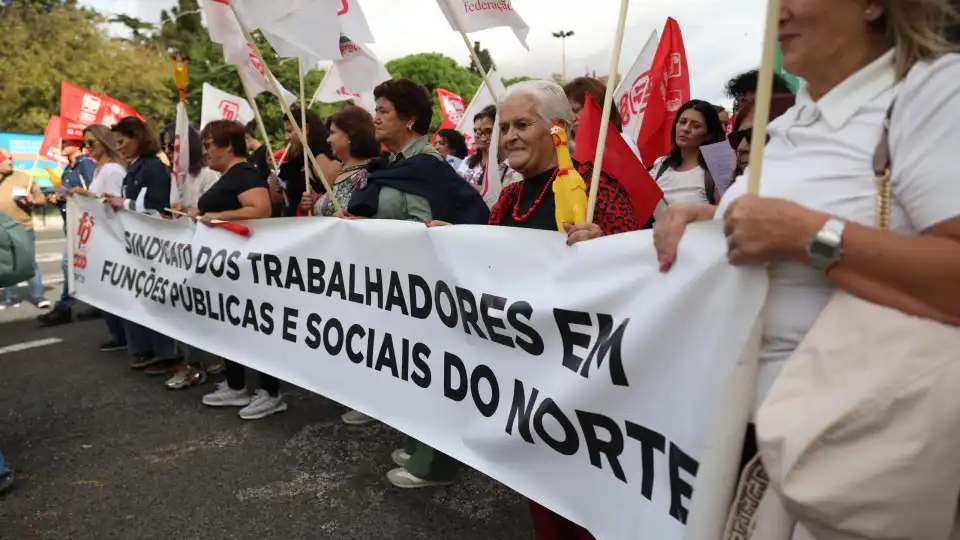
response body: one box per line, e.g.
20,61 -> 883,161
68,197 -> 767,540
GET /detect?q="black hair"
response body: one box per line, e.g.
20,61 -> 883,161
436,129 -> 468,159
328,106 -> 381,160
467,105 -> 498,169
373,78 -> 434,136
161,122 -> 204,175
111,117 -> 161,158
664,99 -> 727,204
724,70 -> 794,113
286,108 -> 334,160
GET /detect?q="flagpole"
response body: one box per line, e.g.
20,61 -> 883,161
584,0 -> 629,223
237,70 -> 279,173
276,66 -> 330,170
459,33 -> 499,102
298,58 -> 314,215
227,3 -> 339,211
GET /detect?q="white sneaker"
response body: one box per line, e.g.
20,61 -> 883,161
35,300 -> 51,309
0,301 -> 21,311
341,409 -> 376,425
238,389 -> 288,420
391,448 -> 411,467
386,467 -> 454,489
202,381 -> 251,407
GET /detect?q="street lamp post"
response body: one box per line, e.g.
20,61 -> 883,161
552,30 -> 575,83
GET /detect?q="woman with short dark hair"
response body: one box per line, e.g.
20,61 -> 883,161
299,106 -> 380,217
434,128 -> 468,169
159,122 -> 221,211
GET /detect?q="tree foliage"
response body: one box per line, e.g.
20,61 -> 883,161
467,41 -> 495,75
0,0 -> 533,141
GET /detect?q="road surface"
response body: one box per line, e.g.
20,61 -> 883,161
0,229 -> 533,540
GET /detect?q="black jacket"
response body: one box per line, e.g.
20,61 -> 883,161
122,155 -> 171,213
349,154 -> 489,225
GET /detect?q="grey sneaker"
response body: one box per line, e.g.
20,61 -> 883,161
386,467 -> 453,489
238,390 -> 287,420
391,448 -> 411,468
0,301 -> 21,311
341,409 -> 375,425
202,381 -> 251,407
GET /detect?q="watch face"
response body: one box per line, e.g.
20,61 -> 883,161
810,241 -> 836,259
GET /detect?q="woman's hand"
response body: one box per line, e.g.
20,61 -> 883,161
300,191 -> 315,213
106,196 -> 125,210
654,203 -> 715,272
186,208 -> 200,219
723,194 -> 827,266
335,210 -> 366,220
564,221 -> 603,246
199,212 -> 222,225
47,193 -> 64,205
426,221 -> 452,228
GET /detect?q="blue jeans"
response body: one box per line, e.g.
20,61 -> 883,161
1,229 -> 43,304
56,243 -> 73,311
125,322 -> 179,360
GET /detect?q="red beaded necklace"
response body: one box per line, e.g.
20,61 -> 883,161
512,168 -> 558,223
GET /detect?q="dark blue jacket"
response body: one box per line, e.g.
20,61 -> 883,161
58,155 -> 96,220
122,155 -> 171,213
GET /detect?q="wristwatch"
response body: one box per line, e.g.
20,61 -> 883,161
808,216 -> 846,271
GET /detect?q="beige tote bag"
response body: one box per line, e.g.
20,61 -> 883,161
748,103 -> 960,539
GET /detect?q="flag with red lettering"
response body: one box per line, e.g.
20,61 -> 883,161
575,94 -> 663,225
39,115 -> 68,166
59,81 -> 141,139
635,18 -> 690,166
434,0 -> 530,50
433,89 -> 466,144
171,102 -> 191,205
201,83 -> 255,129
614,29 -> 658,149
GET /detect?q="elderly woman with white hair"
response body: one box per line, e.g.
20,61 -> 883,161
654,0 -> 960,537
429,79 -> 645,538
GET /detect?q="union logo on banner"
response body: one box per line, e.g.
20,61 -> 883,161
442,95 -> 466,125
461,0 -> 515,13
336,86 -> 360,99
247,42 -> 266,77
218,100 -> 241,121
73,210 -> 96,280
338,0 -> 349,15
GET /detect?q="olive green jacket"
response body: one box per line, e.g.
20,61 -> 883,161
373,137 -> 442,222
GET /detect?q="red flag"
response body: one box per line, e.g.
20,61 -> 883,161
574,93 -> 663,226
635,17 -> 690,166
432,88 -> 466,144
59,81 -> 142,139
39,116 -> 68,165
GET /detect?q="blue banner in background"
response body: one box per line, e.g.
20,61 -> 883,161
0,132 -> 65,189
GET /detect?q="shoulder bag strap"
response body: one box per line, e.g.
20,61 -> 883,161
872,100 -> 896,231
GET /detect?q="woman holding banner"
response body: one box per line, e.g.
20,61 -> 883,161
160,123 -> 221,212
195,120 -> 281,420
649,100 -> 726,209
279,108 -> 340,217
655,0 -> 960,536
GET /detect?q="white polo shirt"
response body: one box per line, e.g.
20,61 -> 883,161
718,50 -> 960,411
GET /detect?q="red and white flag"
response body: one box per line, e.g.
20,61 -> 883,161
614,29 -> 659,149
38,116 -> 68,166
434,0 -> 530,50
337,0 -> 375,44
635,17 -> 690,166
312,64 -> 377,114
455,70 -> 506,151
434,89 -> 466,137
201,83 -> 255,129
199,0 -> 297,104
172,102 -> 191,205
59,81 -> 140,138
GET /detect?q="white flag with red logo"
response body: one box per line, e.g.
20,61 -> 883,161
199,0 -> 297,105
434,0 -> 530,50
335,36 -> 391,94
312,64 -> 376,113
456,70 -> 506,151
614,30 -> 659,148
201,83 -> 255,129
635,17 -> 690,166
171,101 -> 191,205
337,0 -> 374,43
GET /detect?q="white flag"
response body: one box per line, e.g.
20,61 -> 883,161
171,101 -> 191,206
480,105 -> 503,209
313,64 -> 377,114
199,0 -> 298,104
200,83 -> 255,129
338,0 -> 375,43
456,70 -> 506,148
258,0 -> 343,64
614,30 -> 659,146
335,36 -> 391,94
435,0 -> 530,50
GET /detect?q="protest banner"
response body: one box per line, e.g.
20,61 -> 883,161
68,196 -> 767,540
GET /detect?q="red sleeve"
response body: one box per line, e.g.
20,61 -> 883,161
578,163 -> 641,236
488,182 -> 522,225
296,193 -> 321,217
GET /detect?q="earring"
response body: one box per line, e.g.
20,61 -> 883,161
406,123 -> 413,131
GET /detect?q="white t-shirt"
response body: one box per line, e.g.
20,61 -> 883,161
171,167 -> 221,210
87,162 -> 126,196
651,156 -> 708,207
717,50 -> 960,411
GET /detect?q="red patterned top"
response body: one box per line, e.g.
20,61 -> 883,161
488,162 -> 643,235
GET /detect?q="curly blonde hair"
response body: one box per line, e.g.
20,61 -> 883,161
883,0 -> 960,78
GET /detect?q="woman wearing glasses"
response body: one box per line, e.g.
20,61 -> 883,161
456,106 -> 521,198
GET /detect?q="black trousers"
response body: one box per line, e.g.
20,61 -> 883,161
225,361 -> 279,396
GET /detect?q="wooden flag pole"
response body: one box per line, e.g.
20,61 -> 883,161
682,2 -> 780,539
276,67 -> 331,170
227,3 -> 339,211
237,70 -> 279,173
298,58 -> 314,216
584,0 -> 630,224
459,32 -> 499,102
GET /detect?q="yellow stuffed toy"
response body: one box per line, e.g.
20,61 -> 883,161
550,122 -> 588,231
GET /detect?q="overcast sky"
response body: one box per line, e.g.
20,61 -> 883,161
81,0 -> 767,106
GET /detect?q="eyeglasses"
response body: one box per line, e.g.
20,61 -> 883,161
84,140 -> 97,149
728,128 -> 770,149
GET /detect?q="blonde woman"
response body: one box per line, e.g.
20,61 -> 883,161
81,124 -> 127,197
653,0 -> 960,535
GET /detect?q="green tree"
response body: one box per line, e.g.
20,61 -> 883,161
503,76 -> 533,87
467,41 -> 495,75
0,2 -> 174,133
386,53 -> 481,131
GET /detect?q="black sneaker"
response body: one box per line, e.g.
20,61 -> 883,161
129,354 -> 159,369
37,308 -> 72,327
99,340 -> 127,352
76,308 -> 102,321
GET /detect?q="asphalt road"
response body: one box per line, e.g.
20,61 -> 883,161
0,227 -> 532,540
